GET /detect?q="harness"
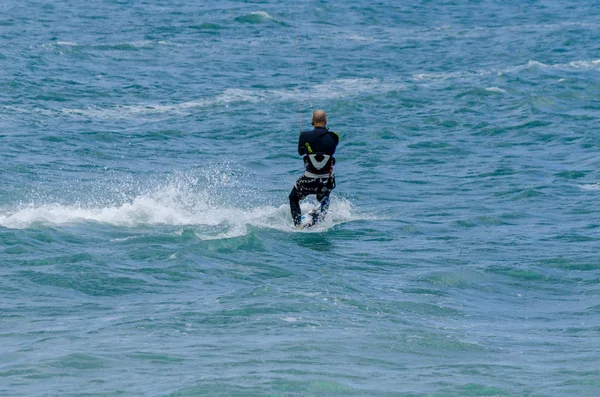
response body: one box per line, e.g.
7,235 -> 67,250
306,153 -> 332,172
302,129 -> 336,190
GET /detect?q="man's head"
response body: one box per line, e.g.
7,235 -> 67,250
312,110 -> 327,127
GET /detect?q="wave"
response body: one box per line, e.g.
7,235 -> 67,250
0,196 -> 357,238
234,11 -> 284,25
485,87 -> 506,93
14,78 -> 397,120
44,40 -> 180,51
5,57 -> 598,121
568,59 -> 600,69
581,183 -> 600,191
17,56 -> 597,121
0,176 -> 361,238
56,41 -> 78,46
413,58 -> 600,82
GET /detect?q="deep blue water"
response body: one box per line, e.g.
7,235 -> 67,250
2,1 -> 600,396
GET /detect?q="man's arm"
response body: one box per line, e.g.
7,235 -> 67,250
330,130 -> 340,145
328,130 -> 339,155
298,132 -> 306,156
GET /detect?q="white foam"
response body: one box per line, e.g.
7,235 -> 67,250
497,60 -> 547,75
128,40 -> 157,48
15,56 -> 597,120
581,183 -> 600,191
235,11 -> 279,24
46,40 -> 177,50
0,181 -> 363,238
249,11 -> 273,19
52,88 -> 265,119
157,41 -> 180,47
0,196 -> 198,229
413,70 -> 473,81
568,59 -> 600,69
413,58 -> 600,82
341,33 -> 377,42
485,87 -> 506,93
195,198 -> 359,239
46,78 -> 396,120
413,61 -> 541,81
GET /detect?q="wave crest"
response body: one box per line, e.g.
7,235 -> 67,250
0,173 -> 361,238
234,11 -> 281,24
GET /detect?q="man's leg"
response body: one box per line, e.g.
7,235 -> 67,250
316,176 -> 335,215
314,193 -> 331,222
318,195 -> 330,214
289,186 -> 303,226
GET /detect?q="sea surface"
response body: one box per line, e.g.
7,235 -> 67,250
1,1 -> 600,396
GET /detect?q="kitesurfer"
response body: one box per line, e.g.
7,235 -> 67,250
289,110 -> 339,227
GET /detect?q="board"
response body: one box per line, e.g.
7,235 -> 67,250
300,207 -> 324,229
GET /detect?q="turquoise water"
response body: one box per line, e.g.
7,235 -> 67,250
2,1 -> 600,396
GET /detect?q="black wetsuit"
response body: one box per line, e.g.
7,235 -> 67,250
289,126 -> 339,226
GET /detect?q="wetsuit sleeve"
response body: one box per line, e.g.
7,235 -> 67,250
298,132 -> 306,156
331,130 -> 340,144
329,130 -> 340,155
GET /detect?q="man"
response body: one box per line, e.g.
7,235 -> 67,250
289,109 -> 339,227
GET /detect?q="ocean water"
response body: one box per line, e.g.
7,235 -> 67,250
1,0 -> 600,396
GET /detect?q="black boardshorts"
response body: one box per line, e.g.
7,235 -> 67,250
292,174 -> 336,201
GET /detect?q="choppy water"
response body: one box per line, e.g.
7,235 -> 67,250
2,1 -> 600,396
